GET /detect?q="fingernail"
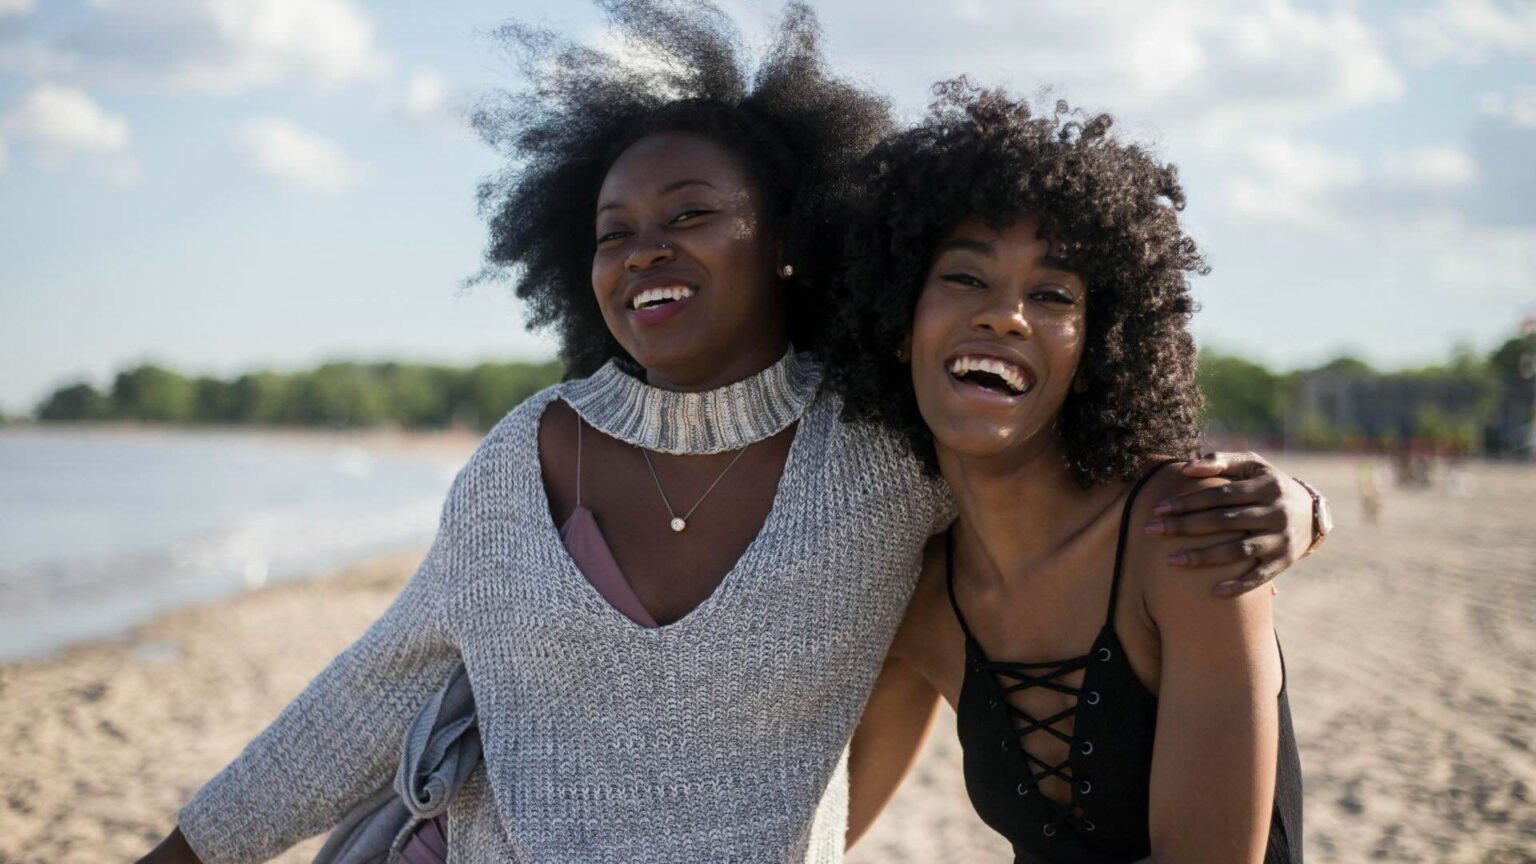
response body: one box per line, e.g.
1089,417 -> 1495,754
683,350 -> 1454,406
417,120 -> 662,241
1166,552 -> 1188,565
1213,582 -> 1236,597
1144,520 -> 1165,535
1153,501 -> 1172,515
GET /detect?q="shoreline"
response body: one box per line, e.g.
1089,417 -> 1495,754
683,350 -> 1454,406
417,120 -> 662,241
0,545 -> 431,674
0,547 -> 434,862
0,421 -> 484,458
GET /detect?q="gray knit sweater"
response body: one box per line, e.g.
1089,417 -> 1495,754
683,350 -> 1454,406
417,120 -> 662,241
179,360 -> 949,864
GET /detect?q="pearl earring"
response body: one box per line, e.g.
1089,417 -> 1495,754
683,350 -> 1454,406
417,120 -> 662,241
779,264 -> 795,278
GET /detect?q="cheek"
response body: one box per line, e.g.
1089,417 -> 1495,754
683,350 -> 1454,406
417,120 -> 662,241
591,249 -> 620,292
908,288 -> 960,399
909,286 -> 951,359
1043,314 -> 1088,384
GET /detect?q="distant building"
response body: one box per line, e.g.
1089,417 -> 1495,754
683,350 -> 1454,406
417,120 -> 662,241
1490,372 -> 1536,456
1285,374 -> 1490,452
1286,370 -> 1534,457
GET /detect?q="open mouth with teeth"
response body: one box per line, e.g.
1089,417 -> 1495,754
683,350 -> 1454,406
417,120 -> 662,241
629,285 -> 696,311
948,355 -> 1031,397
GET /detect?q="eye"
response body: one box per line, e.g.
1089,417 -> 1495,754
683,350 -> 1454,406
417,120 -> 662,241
1031,286 -> 1077,305
595,228 -> 630,246
942,272 -> 987,289
670,208 -> 714,225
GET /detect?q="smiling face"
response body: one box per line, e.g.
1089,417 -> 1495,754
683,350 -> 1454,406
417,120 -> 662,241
592,132 -> 789,391
909,215 -> 1088,467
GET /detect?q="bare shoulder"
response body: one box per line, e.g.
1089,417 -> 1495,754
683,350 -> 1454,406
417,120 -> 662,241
536,397 -> 579,462
1125,463 -> 1252,610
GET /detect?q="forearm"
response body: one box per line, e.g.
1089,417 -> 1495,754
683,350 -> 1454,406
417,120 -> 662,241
1147,620 -> 1281,860
846,658 -> 941,848
177,528 -> 461,862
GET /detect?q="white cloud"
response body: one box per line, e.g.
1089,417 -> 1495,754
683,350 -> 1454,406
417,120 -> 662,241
1398,0 -> 1536,64
0,0 -> 36,17
1479,87 -> 1536,129
1223,135 -> 1477,228
799,0 -> 1402,135
382,66 -> 472,136
39,0 -> 389,93
0,134 -> 8,173
1415,216 -> 1536,302
0,84 -> 139,182
1,84 -> 130,154
1224,136 -> 1364,226
231,116 -> 364,193
400,68 -> 446,120
1379,147 -> 1478,190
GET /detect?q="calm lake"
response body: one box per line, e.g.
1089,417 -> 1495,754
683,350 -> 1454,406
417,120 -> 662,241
0,427 -> 469,661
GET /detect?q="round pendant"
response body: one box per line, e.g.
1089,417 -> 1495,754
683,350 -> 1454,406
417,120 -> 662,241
670,517 -> 687,533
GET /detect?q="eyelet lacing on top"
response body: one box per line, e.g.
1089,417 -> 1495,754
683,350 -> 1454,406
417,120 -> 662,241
977,651 -> 1093,834
947,529 -> 1102,837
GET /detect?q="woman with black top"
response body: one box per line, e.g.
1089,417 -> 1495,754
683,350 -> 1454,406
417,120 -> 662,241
833,83 -> 1304,862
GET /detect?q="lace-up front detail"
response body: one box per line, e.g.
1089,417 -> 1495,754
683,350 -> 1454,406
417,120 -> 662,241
978,654 -> 1092,831
947,532 -> 1102,839
946,459 -> 1304,863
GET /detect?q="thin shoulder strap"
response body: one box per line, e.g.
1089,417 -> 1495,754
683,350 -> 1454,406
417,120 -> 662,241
1107,458 -> 1182,626
943,527 -> 981,644
574,414 -> 583,509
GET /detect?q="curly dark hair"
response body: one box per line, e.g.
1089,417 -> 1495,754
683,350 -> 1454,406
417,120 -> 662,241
472,0 -> 892,377
823,80 -> 1209,486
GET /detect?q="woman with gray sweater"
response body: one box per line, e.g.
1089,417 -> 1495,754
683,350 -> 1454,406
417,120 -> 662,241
136,3 -> 1321,862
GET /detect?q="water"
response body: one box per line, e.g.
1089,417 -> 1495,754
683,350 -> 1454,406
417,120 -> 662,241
0,428 -> 468,661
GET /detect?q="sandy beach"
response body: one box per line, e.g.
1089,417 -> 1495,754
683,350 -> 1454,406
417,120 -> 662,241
2,454 -> 1533,863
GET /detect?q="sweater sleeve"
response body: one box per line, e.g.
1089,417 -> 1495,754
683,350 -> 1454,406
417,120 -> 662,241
176,471 -> 469,864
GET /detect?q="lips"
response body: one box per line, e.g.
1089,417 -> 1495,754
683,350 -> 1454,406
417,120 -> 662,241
945,349 -> 1037,399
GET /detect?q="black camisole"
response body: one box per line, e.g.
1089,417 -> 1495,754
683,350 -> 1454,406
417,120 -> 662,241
946,461 -> 1304,863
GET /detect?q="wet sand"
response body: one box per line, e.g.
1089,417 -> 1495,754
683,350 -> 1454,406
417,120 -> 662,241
2,455 -> 1532,862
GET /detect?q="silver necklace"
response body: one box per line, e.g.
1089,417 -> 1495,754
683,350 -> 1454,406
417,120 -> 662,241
638,444 -> 752,533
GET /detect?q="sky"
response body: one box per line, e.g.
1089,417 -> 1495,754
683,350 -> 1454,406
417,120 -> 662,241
0,0 -> 1533,415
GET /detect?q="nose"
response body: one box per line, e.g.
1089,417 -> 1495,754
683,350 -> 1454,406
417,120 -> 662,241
625,239 -> 676,272
970,292 -> 1032,340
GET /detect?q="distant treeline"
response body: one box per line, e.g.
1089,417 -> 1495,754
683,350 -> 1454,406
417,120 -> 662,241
14,330 -> 1536,451
30,361 -> 564,430
1199,330 -> 1535,452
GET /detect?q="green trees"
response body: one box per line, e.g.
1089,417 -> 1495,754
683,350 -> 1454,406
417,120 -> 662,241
25,332 -> 1530,453
30,360 -> 564,430
1197,333 -> 1531,453
1196,350 -> 1287,438
37,383 -> 110,421
110,365 -> 198,422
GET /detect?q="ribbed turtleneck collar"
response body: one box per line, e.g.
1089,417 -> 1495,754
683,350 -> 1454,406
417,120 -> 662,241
561,349 -> 821,454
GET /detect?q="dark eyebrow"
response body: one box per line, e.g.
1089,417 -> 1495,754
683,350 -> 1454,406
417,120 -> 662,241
936,237 -> 995,258
597,179 -> 718,214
